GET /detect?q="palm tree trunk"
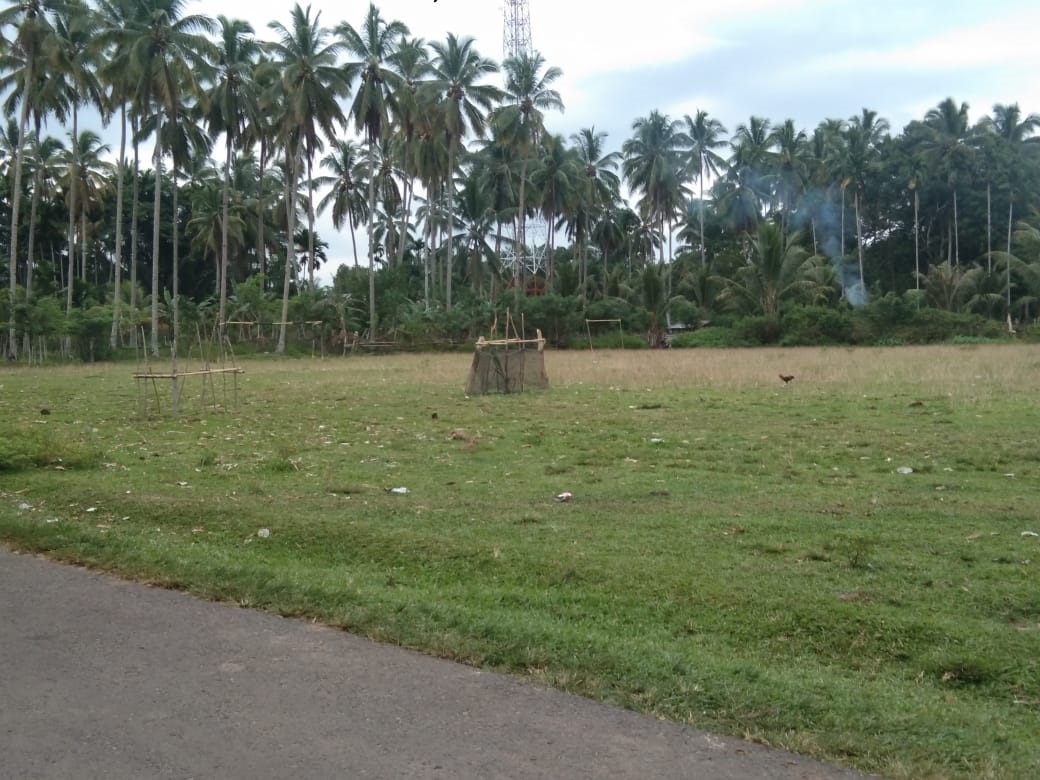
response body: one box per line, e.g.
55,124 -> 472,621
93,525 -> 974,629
129,119 -> 141,349
257,139 -> 267,285
80,208 -> 87,291
423,203 -> 432,309
396,175 -> 414,268
348,217 -> 359,267
840,184 -> 846,260
26,130 -> 41,306
986,182 -> 992,272
66,108 -> 80,317
307,150 -> 316,288
1007,197 -> 1014,311
110,104 -> 127,349
516,157 -> 528,302
7,63 -> 32,359
171,175 -> 180,418
446,144 -> 456,309
914,189 -> 920,292
150,114 -> 164,358
855,189 -> 865,290
698,166 -> 707,268
277,149 -> 298,354
953,188 -> 960,266
219,134 -> 232,342
367,139 -> 378,337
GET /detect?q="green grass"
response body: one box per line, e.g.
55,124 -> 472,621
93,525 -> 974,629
2,347 -> 1039,779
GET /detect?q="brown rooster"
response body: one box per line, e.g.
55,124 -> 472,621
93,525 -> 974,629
779,374 -> 794,384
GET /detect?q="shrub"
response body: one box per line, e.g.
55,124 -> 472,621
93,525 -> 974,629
66,305 -> 113,362
669,326 -> 755,348
519,294 -> 582,346
734,315 -> 779,345
584,297 -> 650,334
780,305 -> 854,345
901,309 -> 982,343
569,331 -> 647,350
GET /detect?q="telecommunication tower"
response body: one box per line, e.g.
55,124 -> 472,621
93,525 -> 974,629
503,0 -> 533,58
501,0 -> 547,283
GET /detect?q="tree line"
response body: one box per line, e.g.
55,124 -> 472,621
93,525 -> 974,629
2,0 -> 1040,360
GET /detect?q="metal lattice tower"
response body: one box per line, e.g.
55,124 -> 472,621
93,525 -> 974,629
501,0 -> 547,283
503,0 -> 533,59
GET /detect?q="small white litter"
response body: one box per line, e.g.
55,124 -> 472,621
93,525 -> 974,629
896,467 -> 913,475
256,528 -> 270,538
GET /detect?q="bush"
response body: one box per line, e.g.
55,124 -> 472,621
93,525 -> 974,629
669,326 -> 756,348
902,308 -> 983,343
518,294 -> 581,346
584,297 -> 650,334
780,305 -> 855,345
568,331 -> 647,349
66,305 -> 114,362
734,315 -> 780,345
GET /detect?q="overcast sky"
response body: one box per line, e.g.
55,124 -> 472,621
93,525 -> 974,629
96,0 -> 1040,282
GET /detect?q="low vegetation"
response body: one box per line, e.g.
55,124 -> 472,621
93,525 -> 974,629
2,346 -> 1039,779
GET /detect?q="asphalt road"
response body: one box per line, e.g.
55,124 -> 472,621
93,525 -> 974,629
1,547 -> 874,779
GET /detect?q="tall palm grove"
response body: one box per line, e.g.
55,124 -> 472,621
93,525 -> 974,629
2,0 -> 1040,360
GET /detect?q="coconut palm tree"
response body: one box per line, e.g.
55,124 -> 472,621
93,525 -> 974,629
921,98 -> 974,266
0,0 -> 58,357
22,133 -> 63,309
769,118 -> 810,236
470,132 -> 517,276
717,221 -> 820,322
388,35 -> 430,268
591,204 -> 625,297
57,129 -> 112,290
453,169 -> 499,297
187,167 -> 246,294
623,111 -> 685,267
568,126 -> 620,291
427,33 -> 502,309
115,0 -> 215,356
139,91 -> 212,370
266,3 -> 349,351
315,139 -> 369,268
93,0 -> 136,347
982,103 -> 1040,262
49,0 -> 101,317
337,2 -> 408,337
412,119 -> 449,307
0,47 -> 69,305
493,50 -> 563,292
718,115 -> 774,233
679,110 -> 727,267
203,15 -> 260,343
839,108 -> 889,295
371,136 -> 402,261
916,260 -> 986,312
241,51 -> 281,285
532,132 -> 580,286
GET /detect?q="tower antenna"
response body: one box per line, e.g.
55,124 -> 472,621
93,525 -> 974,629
503,0 -> 533,60
500,0 -> 547,288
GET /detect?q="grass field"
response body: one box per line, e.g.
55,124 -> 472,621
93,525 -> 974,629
2,345 -> 1039,779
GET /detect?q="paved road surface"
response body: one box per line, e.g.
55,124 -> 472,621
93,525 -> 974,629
1,547 -> 874,779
